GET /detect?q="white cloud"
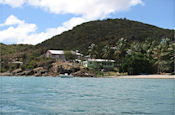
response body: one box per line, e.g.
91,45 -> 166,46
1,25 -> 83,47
0,0 -> 25,7
0,0 -> 143,19
26,0 -> 143,18
0,0 -> 144,44
0,15 -> 24,27
0,15 -> 88,44
0,15 -> 61,45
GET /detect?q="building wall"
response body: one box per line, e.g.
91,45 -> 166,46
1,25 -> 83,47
45,51 -> 51,58
52,54 -> 66,61
82,61 -> 88,67
46,51 -> 66,61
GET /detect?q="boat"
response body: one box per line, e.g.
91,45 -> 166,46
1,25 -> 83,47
59,73 -> 74,78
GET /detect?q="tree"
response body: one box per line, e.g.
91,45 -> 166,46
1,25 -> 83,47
121,53 -> 153,75
102,45 -> 114,59
88,43 -> 98,58
114,38 -> 129,67
152,38 -> 174,73
64,51 -> 77,61
88,43 -> 104,59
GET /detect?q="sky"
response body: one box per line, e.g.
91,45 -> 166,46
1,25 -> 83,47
0,0 -> 174,45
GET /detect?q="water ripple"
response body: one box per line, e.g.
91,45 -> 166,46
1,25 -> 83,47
1,77 -> 174,115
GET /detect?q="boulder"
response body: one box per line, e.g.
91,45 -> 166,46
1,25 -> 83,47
33,67 -> 47,76
0,72 -> 12,76
16,72 -> 26,76
12,68 -> 22,75
24,70 -> 34,75
72,70 -> 94,77
33,67 -> 44,72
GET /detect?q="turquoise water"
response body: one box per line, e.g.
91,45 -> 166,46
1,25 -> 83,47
0,77 -> 175,115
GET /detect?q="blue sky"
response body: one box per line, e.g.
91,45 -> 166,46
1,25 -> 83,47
109,0 -> 174,29
0,0 -> 174,45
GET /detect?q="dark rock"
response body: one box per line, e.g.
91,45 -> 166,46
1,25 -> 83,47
33,67 -> 47,76
72,70 -> 95,77
12,68 -> 22,75
16,72 -> 25,76
24,70 -> 34,75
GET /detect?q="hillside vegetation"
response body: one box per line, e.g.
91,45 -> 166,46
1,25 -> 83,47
37,18 -> 174,53
0,18 -> 174,75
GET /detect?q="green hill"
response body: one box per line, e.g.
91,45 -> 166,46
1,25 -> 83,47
37,18 -> 174,53
1,18 -> 174,74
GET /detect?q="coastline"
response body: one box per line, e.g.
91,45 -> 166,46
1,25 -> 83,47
108,75 -> 175,79
1,75 -> 175,79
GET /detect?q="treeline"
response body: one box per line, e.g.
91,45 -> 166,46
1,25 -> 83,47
88,38 -> 174,75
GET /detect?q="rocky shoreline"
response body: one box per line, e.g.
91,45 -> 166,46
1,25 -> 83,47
1,61 -> 174,78
0,61 -> 95,77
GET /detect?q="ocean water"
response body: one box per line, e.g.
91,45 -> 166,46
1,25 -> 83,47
0,77 -> 175,115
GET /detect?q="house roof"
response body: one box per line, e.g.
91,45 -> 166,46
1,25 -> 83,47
48,50 -> 83,56
88,59 -> 115,62
75,52 -> 83,56
48,50 -> 64,55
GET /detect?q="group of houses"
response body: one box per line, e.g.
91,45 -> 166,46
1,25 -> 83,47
46,49 -> 115,70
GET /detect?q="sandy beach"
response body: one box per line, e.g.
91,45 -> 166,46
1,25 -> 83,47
112,75 -> 175,79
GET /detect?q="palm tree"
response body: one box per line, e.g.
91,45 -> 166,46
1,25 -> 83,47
88,43 -> 98,58
102,45 -> 114,59
152,38 -> 174,73
114,38 -> 129,68
129,42 -> 141,55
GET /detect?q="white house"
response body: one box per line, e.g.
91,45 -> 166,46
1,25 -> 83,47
46,50 -> 66,61
46,50 -> 83,61
83,59 -> 115,70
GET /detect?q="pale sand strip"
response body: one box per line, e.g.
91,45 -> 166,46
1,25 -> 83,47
110,75 -> 175,79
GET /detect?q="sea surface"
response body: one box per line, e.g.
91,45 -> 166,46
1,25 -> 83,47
0,76 -> 175,115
